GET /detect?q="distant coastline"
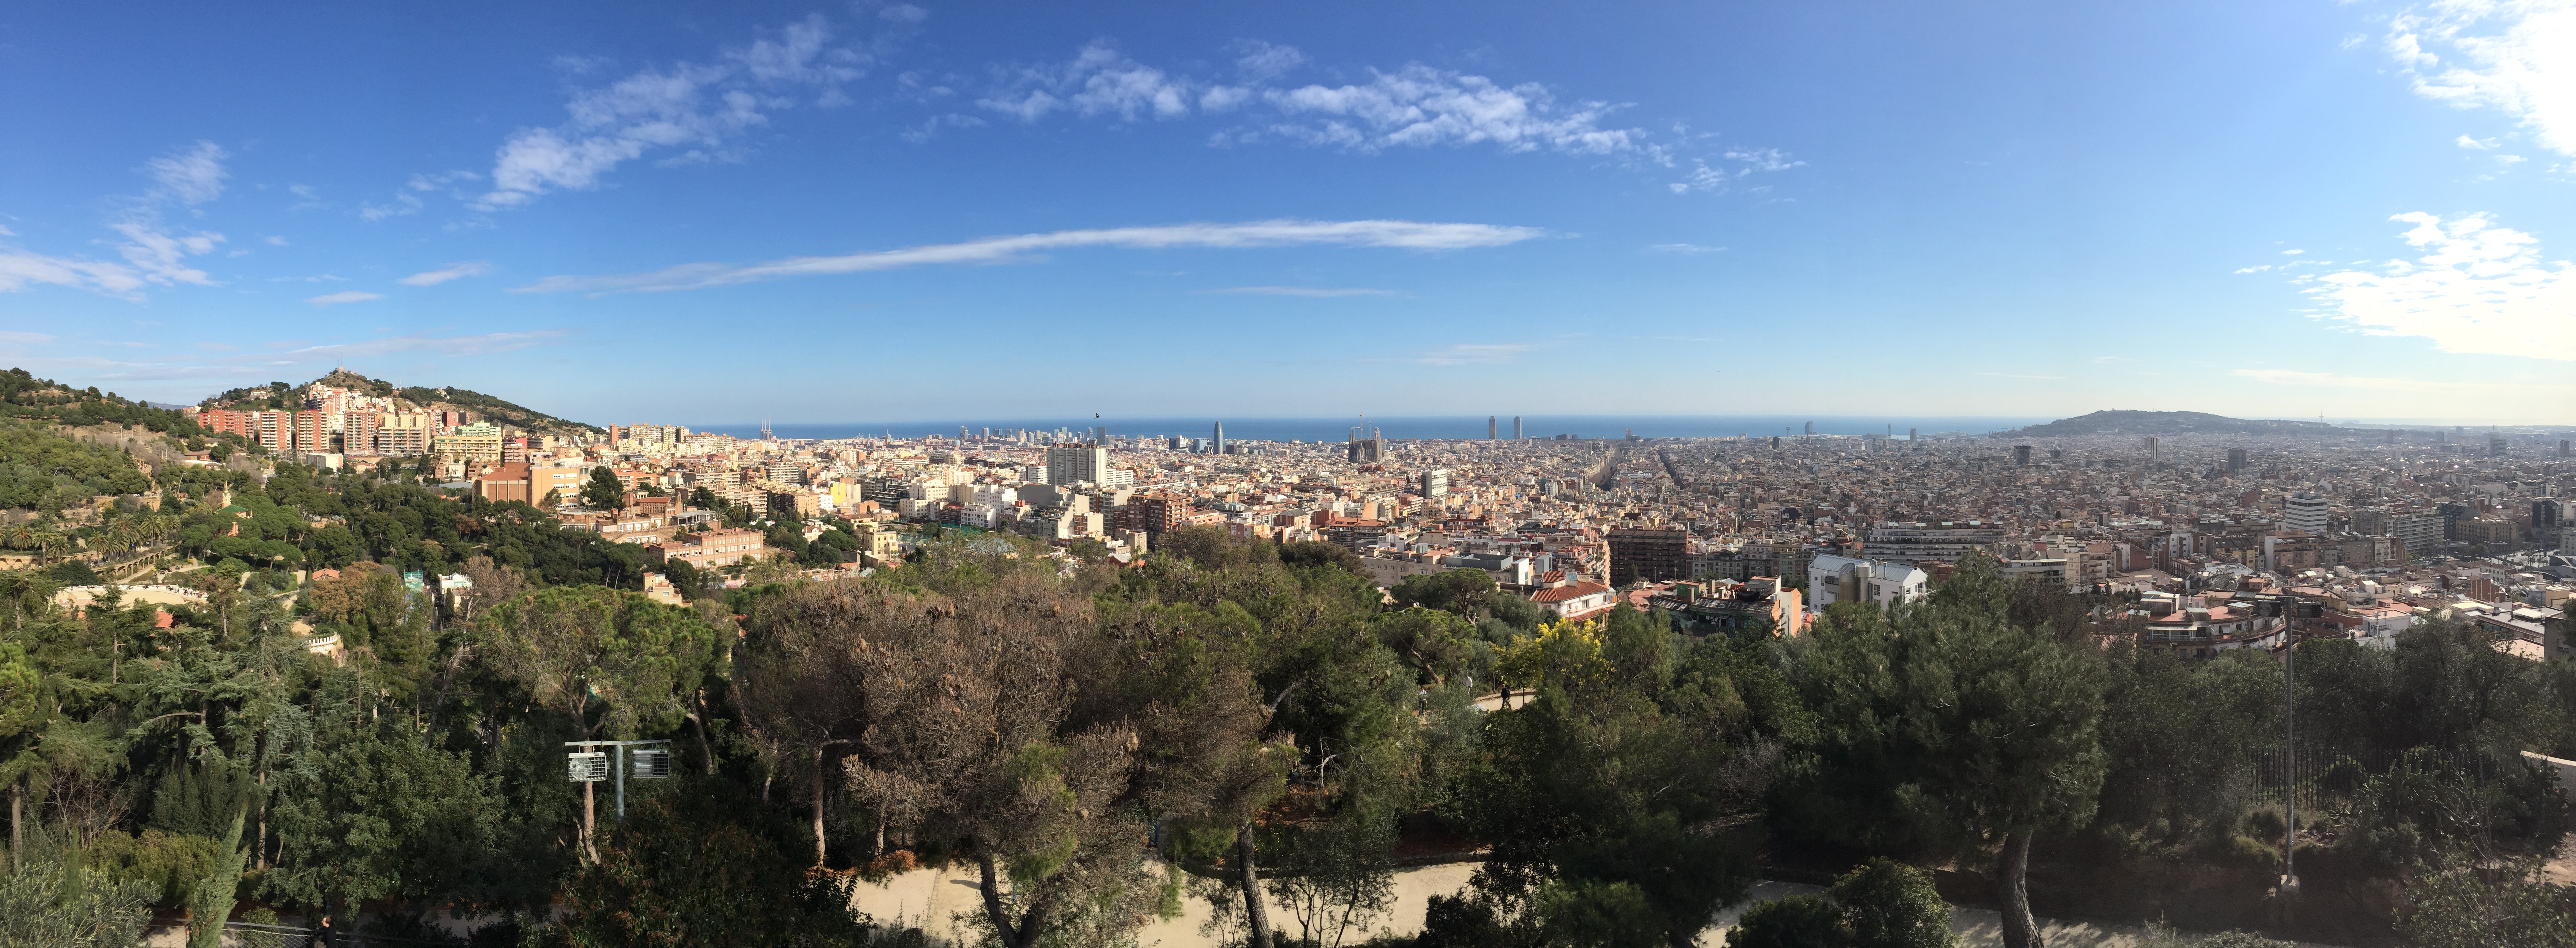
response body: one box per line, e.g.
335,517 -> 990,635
684,415 -> 2057,442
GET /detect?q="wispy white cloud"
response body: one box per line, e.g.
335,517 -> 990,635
1667,149 -> 1805,194
979,42 -> 1193,122
1407,343 -> 1535,366
0,331 -> 58,345
474,14 -> 882,211
0,246 -> 147,298
306,290 -> 384,306
398,260 -> 495,286
0,142 -> 236,301
1252,65 -> 1642,155
514,219 -> 1543,294
2234,264 -> 2274,274
2281,248 -> 2305,255
227,330 -> 570,364
976,40 -> 1796,191
266,235 -> 289,246
2387,1 -> 2576,156
1203,285 -> 1400,297
286,184 -> 329,213
2232,367 -> 2544,394
2292,211 -> 2574,360
1974,371 -> 2064,380
144,141 -> 229,204
1230,40 -> 1306,83
102,141 -> 235,290
111,220 -> 223,287
2458,134 -> 2499,149
1646,243 -> 1723,254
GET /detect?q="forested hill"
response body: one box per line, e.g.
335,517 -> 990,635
1998,410 -> 2344,437
395,382 -> 601,434
0,366 -> 206,434
203,369 -> 602,434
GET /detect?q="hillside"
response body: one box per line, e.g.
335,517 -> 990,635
392,383 -> 602,434
1998,410 -> 2345,438
202,370 -> 602,434
0,367 -> 205,435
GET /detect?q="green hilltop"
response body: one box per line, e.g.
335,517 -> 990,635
203,369 -> 603,434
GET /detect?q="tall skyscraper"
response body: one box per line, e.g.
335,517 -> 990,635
1212,421 -> 1227,455
1513,416 -> 1523,439
2013,445 -> 2032,467
2228,448 -> 2248,473
2490,436 -> 2508,457
1420,468 -> 1448,497
1909,427 -> 1917,441
1803,421 -> 1815,435
1489,416 -> 1497,439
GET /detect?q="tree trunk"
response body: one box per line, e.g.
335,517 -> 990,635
979,851 -> 1044,948
1999,830 -> 2043,948
687,691 -> 716,775
813,754 -> 828,866
1237,821 -> 1274,948
9,781 -> 19,861
582,781 -> 598,863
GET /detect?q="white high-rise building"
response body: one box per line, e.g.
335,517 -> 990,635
1044,444 -> 1110,486
1420,468 -> 1449,497
2283,491 -> 2330,535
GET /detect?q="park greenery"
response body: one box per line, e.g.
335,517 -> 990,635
2,411 -> 2575,946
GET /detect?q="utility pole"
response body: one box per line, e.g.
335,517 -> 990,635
568,739 -> 674,859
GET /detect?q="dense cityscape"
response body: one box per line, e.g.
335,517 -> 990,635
4,368 -> 2571,947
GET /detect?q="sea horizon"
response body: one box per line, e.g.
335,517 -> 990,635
680,415 -> 2059,443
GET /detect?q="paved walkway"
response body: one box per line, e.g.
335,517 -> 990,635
851,863 -> 2348,947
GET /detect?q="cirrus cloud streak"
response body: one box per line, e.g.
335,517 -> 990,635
513,219 -> 1543,294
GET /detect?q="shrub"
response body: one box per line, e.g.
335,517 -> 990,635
1729,893 -> 1847,948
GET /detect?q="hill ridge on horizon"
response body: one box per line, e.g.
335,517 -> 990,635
1999,409 -> 2347,438
199,369 -> 602,434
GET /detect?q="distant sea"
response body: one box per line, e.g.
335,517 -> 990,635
687,415 -> 2054,443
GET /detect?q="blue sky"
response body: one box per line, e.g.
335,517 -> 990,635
2,0 -> 2569,424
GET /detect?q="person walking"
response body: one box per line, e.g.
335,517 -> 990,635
313,913 -> 339,948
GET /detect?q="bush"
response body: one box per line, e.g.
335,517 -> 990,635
1729,894 -> 1847,947
1831,859 -> 1954,948
540,778 -> 919,948
0,848 -> 156,948
85,829 -> 222,907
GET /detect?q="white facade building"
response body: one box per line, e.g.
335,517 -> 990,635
2283,491 -> 2330,535
1807,555 -> 1929,611
1044,445 -> 1110,486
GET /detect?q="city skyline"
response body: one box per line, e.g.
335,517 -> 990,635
3,1 -> 2572,423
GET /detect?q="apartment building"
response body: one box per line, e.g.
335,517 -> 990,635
432,422 -> 505,462
644,528 -> 768,568
1863,521 -> 2005,564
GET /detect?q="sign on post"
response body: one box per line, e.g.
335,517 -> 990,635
566,751 -> 609,783
630,748 -> 672,779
